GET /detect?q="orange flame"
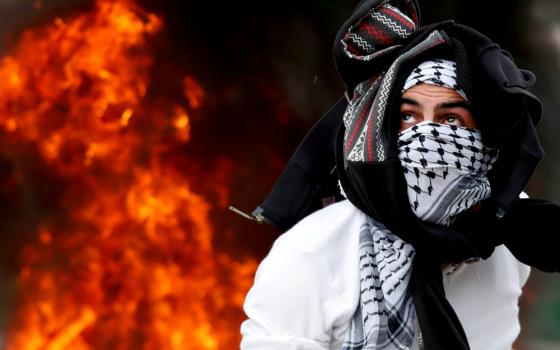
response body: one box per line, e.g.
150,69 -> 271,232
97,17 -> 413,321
1,0 -> 256,349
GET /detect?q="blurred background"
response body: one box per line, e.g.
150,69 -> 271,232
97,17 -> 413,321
0,0 -> 558,349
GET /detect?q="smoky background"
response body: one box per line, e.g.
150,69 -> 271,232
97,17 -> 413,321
0,0 -> 558,348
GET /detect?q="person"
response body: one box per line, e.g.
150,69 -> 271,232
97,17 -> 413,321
240,0 -> 560,349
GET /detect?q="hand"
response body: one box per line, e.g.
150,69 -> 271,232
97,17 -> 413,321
451,198 -> 560,272
500,198 -> 560,272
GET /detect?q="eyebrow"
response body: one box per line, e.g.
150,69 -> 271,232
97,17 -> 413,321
400,97 -> 472,111
438,101 -> 472,111
400,97 -> 419,106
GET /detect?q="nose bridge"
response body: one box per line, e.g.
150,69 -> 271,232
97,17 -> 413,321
421,103 -> 436,123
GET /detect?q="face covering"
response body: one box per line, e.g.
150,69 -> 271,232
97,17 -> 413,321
398,121 -> 499,226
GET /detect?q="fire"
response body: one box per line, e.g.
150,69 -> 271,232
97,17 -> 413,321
0,0 -> 256,349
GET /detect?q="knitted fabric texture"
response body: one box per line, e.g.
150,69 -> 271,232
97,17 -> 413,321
402,59 -> 468,100
398,122 -> 499,226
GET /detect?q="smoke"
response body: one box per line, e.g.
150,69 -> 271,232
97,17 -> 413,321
0,0 -> 92,54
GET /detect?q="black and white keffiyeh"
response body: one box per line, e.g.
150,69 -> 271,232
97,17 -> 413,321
398,122 -> 499,226
342,122 -> 498,350
402,59 -> 468,100
343,57 -> 499,350
343,220 -> 417,350
255,1 -> 550,348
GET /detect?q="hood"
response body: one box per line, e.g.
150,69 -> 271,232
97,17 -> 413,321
252,0 -> 544,234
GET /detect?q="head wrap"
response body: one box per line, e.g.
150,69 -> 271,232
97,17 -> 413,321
398,59 -> 498,226
252,1 -> 546,349
402,59 -> 468,100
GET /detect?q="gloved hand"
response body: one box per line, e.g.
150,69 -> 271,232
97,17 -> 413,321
500,198 -> 560,272
451,198 -> 560,272
447,201 -> 506,261
418,202 -> 504,266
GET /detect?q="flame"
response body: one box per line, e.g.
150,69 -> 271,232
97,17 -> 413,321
1,0 -> 256,349
183,76 -> 205,110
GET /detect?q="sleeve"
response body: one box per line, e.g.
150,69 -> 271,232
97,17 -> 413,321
240,235 -> 335,350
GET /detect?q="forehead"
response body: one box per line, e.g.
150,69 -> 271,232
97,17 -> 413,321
401,83 -> 466,103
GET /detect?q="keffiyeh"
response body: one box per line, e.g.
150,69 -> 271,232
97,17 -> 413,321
398,122 -> 499,226
343,220 -> 417,349
402,59 -> 468,100
253,1 -> 548,349
343,53 -> 498,349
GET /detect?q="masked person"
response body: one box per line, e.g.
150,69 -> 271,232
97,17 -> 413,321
240,1 -> 560,349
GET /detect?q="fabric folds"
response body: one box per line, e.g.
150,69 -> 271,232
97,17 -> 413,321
343,219 -> 416,349
398,122 -> 498,226
250,0 -> 555,349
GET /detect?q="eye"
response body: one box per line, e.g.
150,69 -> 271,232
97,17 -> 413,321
401,113 -> 416,124
443,115 -> 462,126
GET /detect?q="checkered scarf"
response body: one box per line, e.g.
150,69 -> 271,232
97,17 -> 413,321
343,123 -> 498,350
343,56 -> 500,350
338,2 -> 500,348
343,122 -> 498,350
402,59 -> 468,100
398,122 -> 499,226
342,219 -> 417,350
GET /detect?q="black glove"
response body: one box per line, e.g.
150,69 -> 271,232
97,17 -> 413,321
451,198 -> 560,272
447,201 -> 506,261
500,198 -> 560,272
